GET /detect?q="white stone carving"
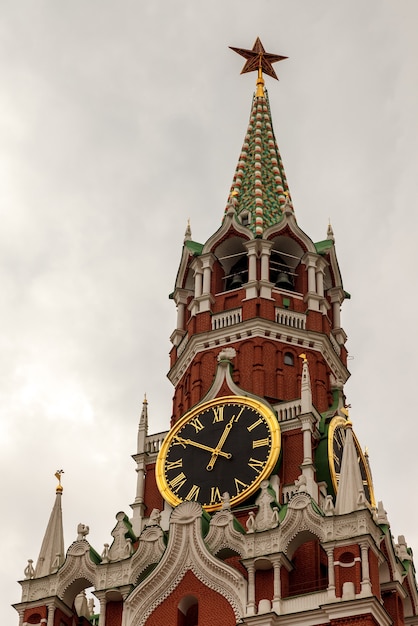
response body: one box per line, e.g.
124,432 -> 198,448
24,559 -> 35,580
206,508 -> 246,558
125,501 -> 246,625
108,512 -> 133,561
218,347 -> 237,362
77,523 -> 90,541
253,481 -> 279,532
145,508 -> 161,527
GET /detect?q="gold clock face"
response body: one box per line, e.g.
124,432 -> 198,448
156,395 -> 281,512
328,416 -> 375,507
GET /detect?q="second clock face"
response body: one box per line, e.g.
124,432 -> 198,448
328,416 -> 375,507
156,396 -> 281,512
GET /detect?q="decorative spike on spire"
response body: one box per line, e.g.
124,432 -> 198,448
139,394 -> 148,428
34,473 -> 65,577
184,219 -> 192,241
327,220 -> 335,242
55,469 -> 64,493
299,353 -> 313,414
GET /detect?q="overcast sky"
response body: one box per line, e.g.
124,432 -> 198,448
2,1 -> 418,621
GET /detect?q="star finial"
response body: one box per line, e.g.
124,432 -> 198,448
230,37 -> 287,81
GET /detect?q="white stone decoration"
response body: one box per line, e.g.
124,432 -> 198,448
124,501 -> 246,625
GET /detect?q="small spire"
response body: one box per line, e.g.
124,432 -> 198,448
139,394 -> 148,427
299,353 -> 312,413
35,472 -> 65,577
327,220 -> 335,242
184,219 -> 192,241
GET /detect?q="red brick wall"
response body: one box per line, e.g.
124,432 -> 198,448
144,569 -> 236,626
382,590 -> 404,626
368,548 -> 380,598
106,600 -> 123,626
287,540 -> 328,596
280,429 -> 304,487
143,464 -> 164,516
334,545 -> 361,598
329,617 -> 380,625
24,606 -> 47,623
54,608 -> 72,626
171,338 -> 335,421
255,568 -> 274,604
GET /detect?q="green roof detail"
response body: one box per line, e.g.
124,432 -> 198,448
89,546 -> 102,565
185,240 -> 203,256
227,90 -> 291,236
315,239 -> 334,254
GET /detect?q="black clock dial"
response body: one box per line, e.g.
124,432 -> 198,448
156,396 -> 281,512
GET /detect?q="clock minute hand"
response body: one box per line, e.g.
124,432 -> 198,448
174,436 -> 232,459
206,416 -> 235,471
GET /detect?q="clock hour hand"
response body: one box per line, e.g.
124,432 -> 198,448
173,436 -> 232,459
206,416 -> 235,471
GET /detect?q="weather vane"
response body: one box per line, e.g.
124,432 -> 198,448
55,469 -> 64,493
230,37 -> 287,97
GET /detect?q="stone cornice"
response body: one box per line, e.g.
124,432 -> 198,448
168,317 -> 349,388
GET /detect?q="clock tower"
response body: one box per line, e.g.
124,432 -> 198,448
15,40 -> 418,626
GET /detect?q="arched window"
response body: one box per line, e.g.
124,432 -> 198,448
288,540 -> 328,597
240,211 -> 250,226
226,254 -> 248,290
284,352 -> 294,366
178,595 -> 198,626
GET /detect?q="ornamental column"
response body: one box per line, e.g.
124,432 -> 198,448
360,541 -> 372,596
302,252 -> 320,312
244,241 -> 259,300
259,240 -> 274,299
46,603 -> 55,626
326,547 -> 336,599
95,592 -> 106,626
316,256 -> 328,315
246,562 -> 256,615
271,558 -> 282,612
189,258 -> 202,316
199,253 -> 215,313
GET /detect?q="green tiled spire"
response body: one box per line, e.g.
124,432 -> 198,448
227,89 -> 291,236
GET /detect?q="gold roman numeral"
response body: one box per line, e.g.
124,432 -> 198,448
169,472 -> 187,492
185,484 -> 200,501
210,486 -> 222,504
233,407 -> 245,422
212,406 -> 224,423
248,457 -> 264,472
247,417 -> 263,432
166,458 -> 183,471
252,438 -> 269,448
234,478 -> 248,494
190,417 -> 204,433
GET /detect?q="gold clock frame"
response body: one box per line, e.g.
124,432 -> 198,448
156,395 -> 281,512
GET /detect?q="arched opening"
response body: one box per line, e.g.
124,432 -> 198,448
287,539 -> 328,596
177,594 -> 198,626
284,351 -> 294,366
269,236 -> 304,293
213,236 -> 249,293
